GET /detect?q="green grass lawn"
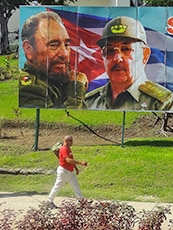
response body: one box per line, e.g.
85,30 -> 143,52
0,140 -> 173,203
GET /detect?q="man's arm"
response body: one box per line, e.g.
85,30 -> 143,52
65,157 -> 87,175
65,157 -> 87,167
75,165 -> 79,175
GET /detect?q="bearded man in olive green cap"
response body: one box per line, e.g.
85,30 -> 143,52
85,16 -> 173,111
19,11 -> 88,109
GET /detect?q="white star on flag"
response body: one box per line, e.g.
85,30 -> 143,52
71,39 -> 99,63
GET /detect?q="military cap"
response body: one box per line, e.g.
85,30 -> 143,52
97,16 -> 147,47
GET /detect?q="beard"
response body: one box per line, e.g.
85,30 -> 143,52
31,54 -> 71,82
48,60 -> 71,84
48,71 -> 71,85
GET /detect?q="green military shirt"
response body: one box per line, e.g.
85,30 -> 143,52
85,80 -> 173,111
19,63 -> 87,109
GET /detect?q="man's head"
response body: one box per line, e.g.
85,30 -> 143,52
97,16 -> 151,93
21,11 -> 71,82
64,135 -> 73,147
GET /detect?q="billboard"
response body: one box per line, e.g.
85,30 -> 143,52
19,6 -> 173,111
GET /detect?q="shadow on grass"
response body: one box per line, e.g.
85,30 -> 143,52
125,140 -> 173,147
0,191 -> 47,198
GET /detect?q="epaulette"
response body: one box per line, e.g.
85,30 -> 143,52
139,81 -> 172,103
19,70 -> 35,86
85,86 -> 103,99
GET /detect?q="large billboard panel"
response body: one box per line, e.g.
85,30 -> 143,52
19,6 -> 173,111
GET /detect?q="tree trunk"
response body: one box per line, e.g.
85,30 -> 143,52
0,16 -> 10,54
0,5 -> 12,55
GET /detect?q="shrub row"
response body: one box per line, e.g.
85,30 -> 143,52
0,199 -> 172,230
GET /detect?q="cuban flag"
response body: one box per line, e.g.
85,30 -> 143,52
146,28 -> 173,92
47,7 -> 173,93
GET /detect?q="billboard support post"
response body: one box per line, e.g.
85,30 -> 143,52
121,111 -> 126,147
33,108 -> 40,151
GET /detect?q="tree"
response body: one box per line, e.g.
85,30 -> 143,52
130,0 -> 146,6
39,0 -> 77,5
131,0 -> 173,6
0,0 -> 77,54
0,0 -> 29,54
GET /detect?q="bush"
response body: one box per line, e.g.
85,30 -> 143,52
137,206 -> 172,230
0,199 -> 172,230
56,199 -> 136,229
0,54 -> 19,81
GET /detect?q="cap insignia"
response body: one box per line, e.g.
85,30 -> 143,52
111,24 -> 127,34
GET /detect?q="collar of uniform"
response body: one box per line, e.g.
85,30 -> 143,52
100,81 -> 112,97
24,62 -> 48,81
127,74 -> 147,102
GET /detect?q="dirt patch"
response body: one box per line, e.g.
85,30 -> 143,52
0,114 -> 173,150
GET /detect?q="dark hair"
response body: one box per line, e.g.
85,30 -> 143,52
21,11 -> 63,46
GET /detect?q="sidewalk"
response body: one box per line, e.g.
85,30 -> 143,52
0,192 -> 172,229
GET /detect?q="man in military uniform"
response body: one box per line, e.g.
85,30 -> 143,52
19,11 -> 88,109
85,16 -> 173,111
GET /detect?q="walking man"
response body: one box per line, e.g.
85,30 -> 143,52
47,135 -> 87,208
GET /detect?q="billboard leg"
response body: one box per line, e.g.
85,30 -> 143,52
121,111 -> 126,147
33,108 -> 40,151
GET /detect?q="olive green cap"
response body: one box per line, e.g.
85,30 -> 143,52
97,16 -> 147,47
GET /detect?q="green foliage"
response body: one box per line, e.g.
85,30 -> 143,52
0,54 -> 19,81
145,0 -> 173,6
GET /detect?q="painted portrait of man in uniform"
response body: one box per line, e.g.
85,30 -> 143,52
85,16 -> 173,111
19,10 -> 88,109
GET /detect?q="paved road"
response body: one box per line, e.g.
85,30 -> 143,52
0,192 -> 172,229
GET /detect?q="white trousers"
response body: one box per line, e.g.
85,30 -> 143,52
48,166 -> 83,202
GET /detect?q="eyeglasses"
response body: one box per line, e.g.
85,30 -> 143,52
102,45 -> 135,60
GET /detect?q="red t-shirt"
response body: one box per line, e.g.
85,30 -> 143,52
59,146 -> 74,172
